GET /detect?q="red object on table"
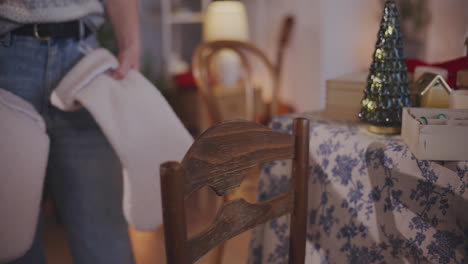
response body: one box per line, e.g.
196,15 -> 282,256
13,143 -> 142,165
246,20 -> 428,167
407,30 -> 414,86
174,71 -> 197,90
406,56 -> 468,89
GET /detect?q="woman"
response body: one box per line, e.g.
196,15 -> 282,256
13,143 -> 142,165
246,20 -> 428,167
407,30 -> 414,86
0,0 -> 140,263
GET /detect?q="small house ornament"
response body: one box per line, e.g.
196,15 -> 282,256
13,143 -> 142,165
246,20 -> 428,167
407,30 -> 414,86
412,73 -> 452,108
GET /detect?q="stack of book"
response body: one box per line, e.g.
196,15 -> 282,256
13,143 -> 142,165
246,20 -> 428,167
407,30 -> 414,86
324,72 -> 367,121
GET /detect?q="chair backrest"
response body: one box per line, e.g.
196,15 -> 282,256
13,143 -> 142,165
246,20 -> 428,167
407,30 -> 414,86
160,118 -> 309,264
192,40 -> 280,125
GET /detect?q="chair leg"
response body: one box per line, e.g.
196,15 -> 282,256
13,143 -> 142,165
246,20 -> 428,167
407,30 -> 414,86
210,242 -> 225,264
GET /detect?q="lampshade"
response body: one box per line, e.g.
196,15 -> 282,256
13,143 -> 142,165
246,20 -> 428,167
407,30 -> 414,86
203,1 -> 249,41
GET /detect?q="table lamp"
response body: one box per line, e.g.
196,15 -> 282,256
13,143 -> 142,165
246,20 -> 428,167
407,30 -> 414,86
203,0 -> 249,88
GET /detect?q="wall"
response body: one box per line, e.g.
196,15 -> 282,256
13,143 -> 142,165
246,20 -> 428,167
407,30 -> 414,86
424,0 -> 468,62
245,0 -> 322,111
320,0 -> 380,109
245,0 -> 381,111
137,0 -> 467,109
247,0 -> 468,112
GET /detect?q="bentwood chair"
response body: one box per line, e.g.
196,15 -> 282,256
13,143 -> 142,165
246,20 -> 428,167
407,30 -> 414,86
192,40 -> 279,125
160,118 -> 309,264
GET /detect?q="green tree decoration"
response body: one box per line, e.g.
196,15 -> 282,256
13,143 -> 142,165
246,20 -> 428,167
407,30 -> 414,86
359,0 -> 412,134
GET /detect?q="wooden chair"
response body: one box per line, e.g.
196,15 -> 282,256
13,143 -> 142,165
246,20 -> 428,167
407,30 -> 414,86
192,40 -> 279,125
160,118 -> 309,264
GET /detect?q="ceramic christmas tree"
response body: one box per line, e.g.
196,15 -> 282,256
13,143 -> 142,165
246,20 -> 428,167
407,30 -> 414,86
358,0 -> 411,134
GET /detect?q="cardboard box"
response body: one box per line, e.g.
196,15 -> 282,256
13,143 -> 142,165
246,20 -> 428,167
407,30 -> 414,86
325,72 -> 367,121
325,71 -> 416,121
401,107 -> 468,160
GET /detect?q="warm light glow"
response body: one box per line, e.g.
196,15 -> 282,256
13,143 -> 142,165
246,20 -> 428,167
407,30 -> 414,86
361,98 -> 369,107
367,100 -> 377,110
384,25 -> 394,36
361,97 -> 377,110
371,75 -> 383,89
203,1 -> 250,89
203,1 -> 249,41
375,48 -> 385,60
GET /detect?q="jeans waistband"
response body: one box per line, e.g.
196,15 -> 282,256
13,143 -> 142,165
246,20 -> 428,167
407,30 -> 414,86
11,20 -> 92,41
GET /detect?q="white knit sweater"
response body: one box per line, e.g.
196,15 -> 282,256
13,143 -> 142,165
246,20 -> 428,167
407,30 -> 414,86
0,0 -> 104,35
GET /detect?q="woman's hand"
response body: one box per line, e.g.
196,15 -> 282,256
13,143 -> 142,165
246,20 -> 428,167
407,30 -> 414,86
113,43 -> 140,79
106,0 -> 141,80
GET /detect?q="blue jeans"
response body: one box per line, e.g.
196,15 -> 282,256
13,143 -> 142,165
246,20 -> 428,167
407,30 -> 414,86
0,33 -> 135,264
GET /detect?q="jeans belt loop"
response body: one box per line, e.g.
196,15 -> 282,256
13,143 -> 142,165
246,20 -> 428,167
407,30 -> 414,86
79,20 -> 85,41
33,24 -> 51,41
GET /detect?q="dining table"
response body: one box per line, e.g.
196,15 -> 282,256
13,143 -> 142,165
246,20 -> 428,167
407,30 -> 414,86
247,112 -> 468,264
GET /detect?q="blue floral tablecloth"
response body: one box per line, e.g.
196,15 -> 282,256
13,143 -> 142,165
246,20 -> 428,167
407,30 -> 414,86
248,113 -> 468,264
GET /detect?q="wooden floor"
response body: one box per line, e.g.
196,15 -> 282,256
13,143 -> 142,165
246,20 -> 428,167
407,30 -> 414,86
44,167 -> 260,264
44,220 -> 252,264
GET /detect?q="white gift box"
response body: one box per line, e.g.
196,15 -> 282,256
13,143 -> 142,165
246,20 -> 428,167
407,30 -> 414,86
401,107 -> 468,161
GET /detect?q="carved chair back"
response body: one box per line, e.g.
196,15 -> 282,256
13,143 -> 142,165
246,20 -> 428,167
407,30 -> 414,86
160,118 -> 309,264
